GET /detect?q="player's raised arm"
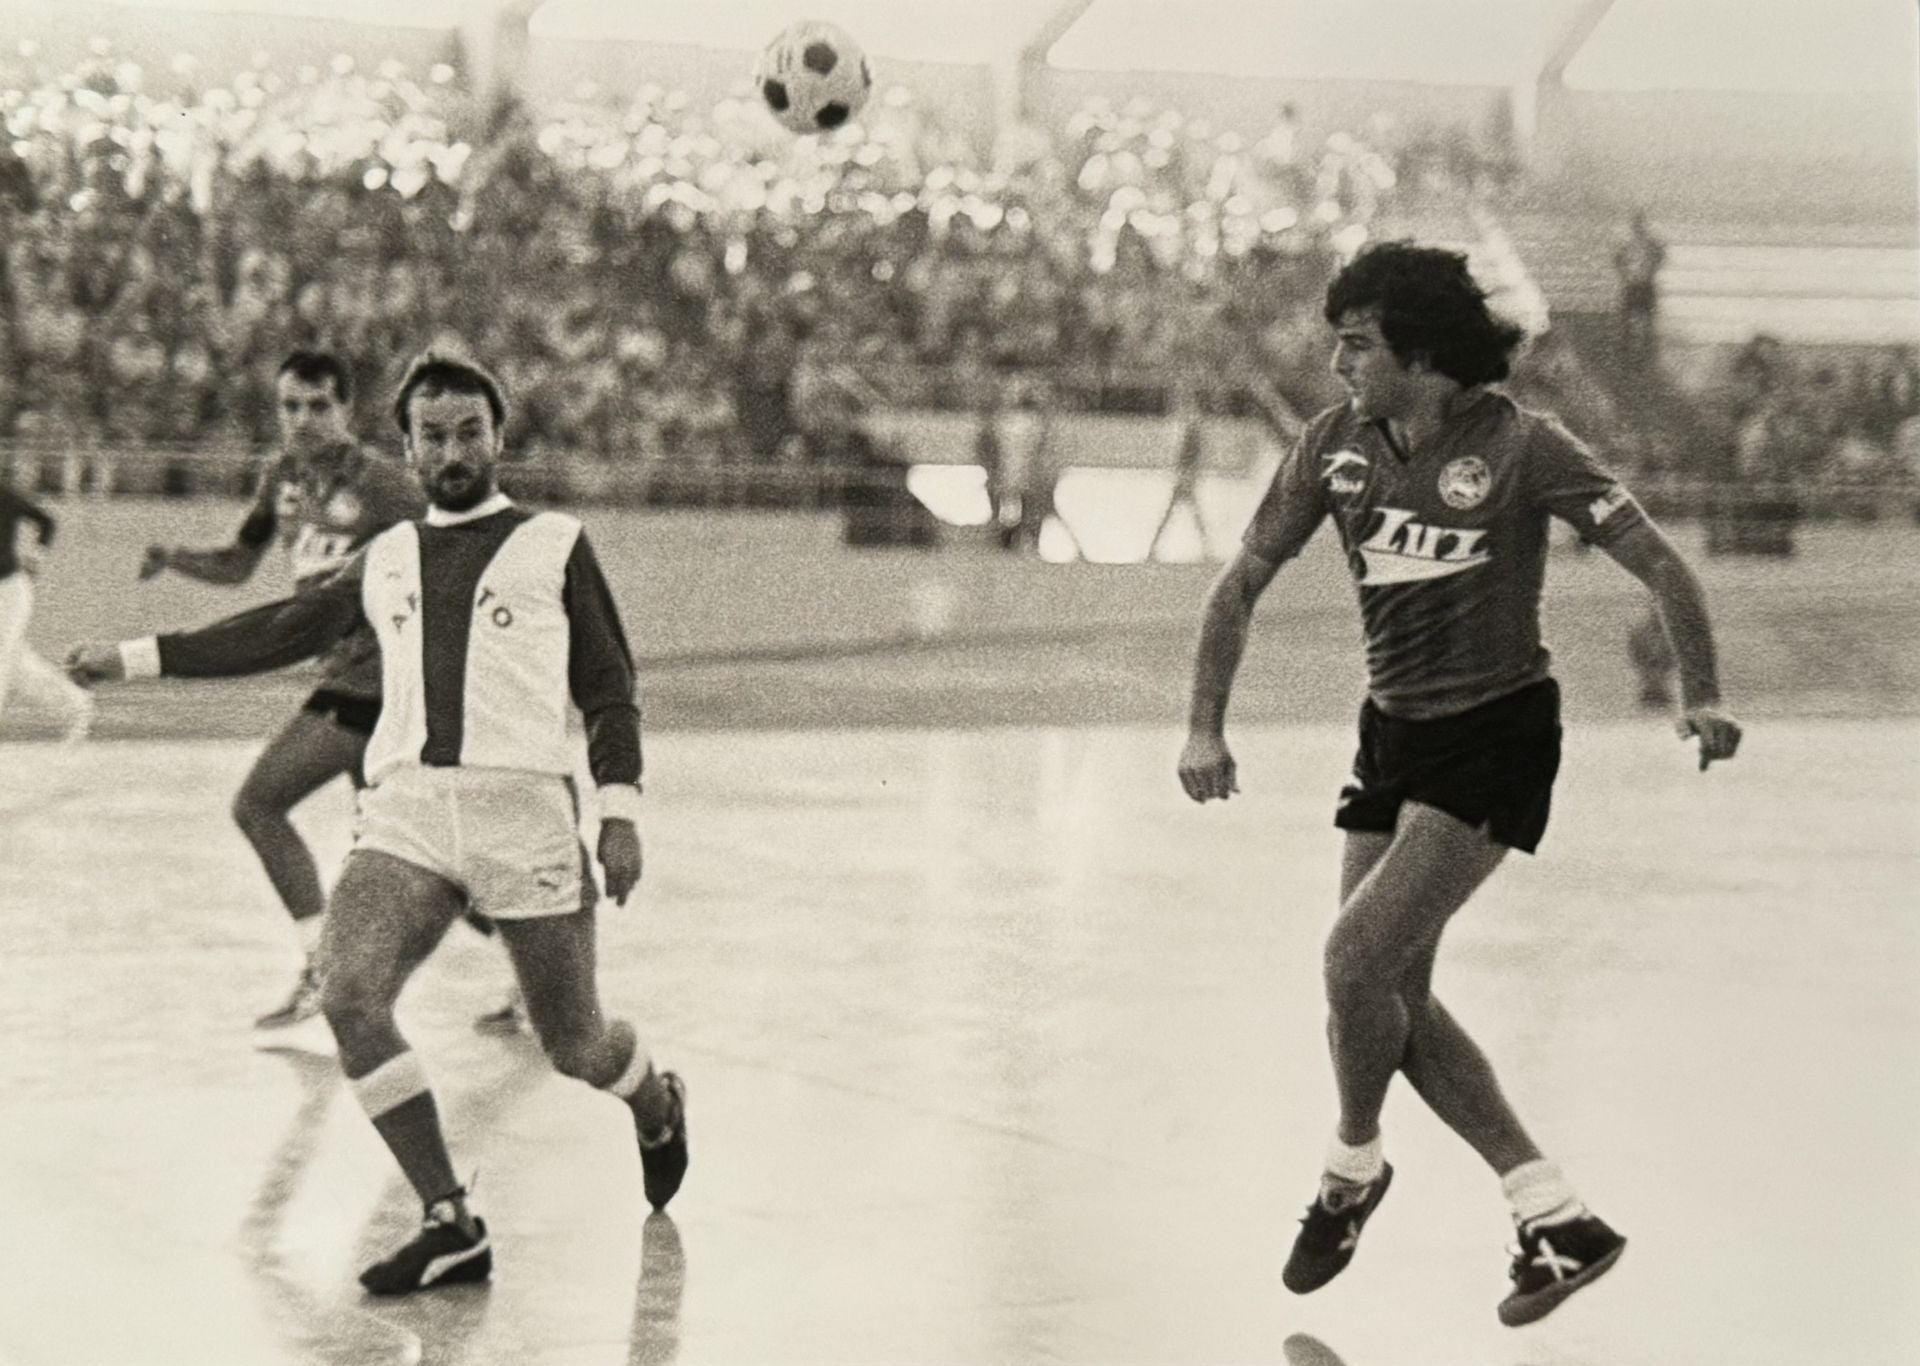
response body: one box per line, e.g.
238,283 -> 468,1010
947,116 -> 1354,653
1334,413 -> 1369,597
140,461 -> 280,584
562,528 -> 644,903
71,551 -> 368,685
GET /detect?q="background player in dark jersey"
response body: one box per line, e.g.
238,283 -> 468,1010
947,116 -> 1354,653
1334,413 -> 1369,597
137,351 -> 429,1029
70,351 -> 688,1295
1179,243 -> 1741,1327
0,475 -> 93,741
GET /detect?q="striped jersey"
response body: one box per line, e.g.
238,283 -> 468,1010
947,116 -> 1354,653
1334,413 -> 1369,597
150,495 -> 639,790
236,441 -> 425,698
1243,389 -> 1647,719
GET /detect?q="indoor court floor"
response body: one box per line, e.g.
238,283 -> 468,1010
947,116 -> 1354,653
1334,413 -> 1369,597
2,718 -> 1916,1366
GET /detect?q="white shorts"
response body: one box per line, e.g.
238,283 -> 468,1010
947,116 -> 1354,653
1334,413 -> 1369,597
353,766 -> 596,919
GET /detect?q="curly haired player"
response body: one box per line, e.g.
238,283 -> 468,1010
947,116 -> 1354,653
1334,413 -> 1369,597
1180,242 -> 1740,1326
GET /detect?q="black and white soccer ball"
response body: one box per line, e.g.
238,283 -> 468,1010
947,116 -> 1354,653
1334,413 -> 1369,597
754,20 -> 874,135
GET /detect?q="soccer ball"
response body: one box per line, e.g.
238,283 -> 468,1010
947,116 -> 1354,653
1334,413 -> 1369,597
755,20 -> 874,135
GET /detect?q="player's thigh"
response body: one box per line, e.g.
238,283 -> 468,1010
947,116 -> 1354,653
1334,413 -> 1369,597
1339,830 -> 1394,905
1327,800 -> 1508,983
236,704 -> 367,814
496,909 -> 605,1043
1340,829 -> 1442,1002
322,849 -> 464,1008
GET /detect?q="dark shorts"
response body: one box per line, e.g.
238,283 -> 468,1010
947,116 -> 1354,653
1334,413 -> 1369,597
302,688 -> 382,739
1335,679 -> 1562,854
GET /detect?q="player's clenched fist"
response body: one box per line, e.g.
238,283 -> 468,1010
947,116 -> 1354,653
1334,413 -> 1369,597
1679,703 -> 1743,771
137,545 -> 171,580
1178,732 -> 1240,803
598,818 -> 643,905
64,642 -> 126,686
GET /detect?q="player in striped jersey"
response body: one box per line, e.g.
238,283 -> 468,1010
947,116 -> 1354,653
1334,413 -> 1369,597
70,351 -> 686,1294
136,351 -> 523,1035
1179,243 -> 1741,1326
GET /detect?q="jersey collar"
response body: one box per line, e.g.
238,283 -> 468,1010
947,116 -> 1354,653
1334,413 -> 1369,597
426,492 -> 513,526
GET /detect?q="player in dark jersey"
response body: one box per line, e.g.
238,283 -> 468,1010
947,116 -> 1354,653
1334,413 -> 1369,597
137,351 -> 526,1034
1179,243 -> 1741,1327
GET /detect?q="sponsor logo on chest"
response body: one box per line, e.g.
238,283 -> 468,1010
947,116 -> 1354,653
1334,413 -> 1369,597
1354,506 -> 1491,585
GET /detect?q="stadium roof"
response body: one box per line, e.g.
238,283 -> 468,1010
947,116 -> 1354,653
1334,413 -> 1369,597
108,0 -> 1920,92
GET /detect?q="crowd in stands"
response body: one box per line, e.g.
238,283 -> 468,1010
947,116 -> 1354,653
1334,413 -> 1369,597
1711,336 -> 1920,506
0,42 -> 1432,487
1,42 -> 1912,519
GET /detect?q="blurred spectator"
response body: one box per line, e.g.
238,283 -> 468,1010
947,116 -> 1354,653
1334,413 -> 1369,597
0,40 -> 1910,524
1612,209 -> 1665,369
1148,388 -> 1209,561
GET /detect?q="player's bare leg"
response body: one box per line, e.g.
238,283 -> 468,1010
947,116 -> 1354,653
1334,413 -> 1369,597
496,909 -> 688,1209
1324,802 -> 1508,1149
322,850 -> 465,1199
1338,831 -> 1542,1176
236,708 -> 364,1026
321,849 -> 490,1294
1285,805 -> 1504,1295
1298,810 -> 1627,1324
235,707 -> 362,923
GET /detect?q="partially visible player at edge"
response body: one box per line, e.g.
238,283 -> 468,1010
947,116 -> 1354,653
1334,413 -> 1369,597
69,351 -> 687,1293
138,350 -> 522,1035
0,474 -> 94,741
1178,242 -> 1741,1327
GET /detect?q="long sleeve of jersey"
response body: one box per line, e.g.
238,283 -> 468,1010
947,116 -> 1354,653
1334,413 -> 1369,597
562,531 -> 642,789
158,554 -> 367,678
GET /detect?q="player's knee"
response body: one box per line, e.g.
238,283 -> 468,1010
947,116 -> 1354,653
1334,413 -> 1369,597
230,787 -> 284,836
320,967 -> 393,1038
1322,923 -> 1390,1004
541,1031 -> 599,1083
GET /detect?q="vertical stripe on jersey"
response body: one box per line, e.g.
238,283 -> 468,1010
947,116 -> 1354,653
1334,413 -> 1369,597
417,508 -> 536,766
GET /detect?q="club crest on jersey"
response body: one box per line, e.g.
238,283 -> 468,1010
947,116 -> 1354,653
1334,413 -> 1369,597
326,490 -> 363,527
1437,455 -> 1491,510
1322,448 -> 1369,496
1355,507 -> 1491,585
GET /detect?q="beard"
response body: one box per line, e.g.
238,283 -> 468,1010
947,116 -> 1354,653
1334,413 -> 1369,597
429,464 -> 494,512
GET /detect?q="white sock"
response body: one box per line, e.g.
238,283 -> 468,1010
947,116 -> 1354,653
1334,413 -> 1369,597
294,915 -> 324,957
1501,1158 -> 1586,1228
1324,1133 -> 1385,1187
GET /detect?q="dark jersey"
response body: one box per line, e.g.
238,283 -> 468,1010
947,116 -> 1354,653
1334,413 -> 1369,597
236,441 -> 425,698
0,484 -> 56,582
1243,390 -> 1647,719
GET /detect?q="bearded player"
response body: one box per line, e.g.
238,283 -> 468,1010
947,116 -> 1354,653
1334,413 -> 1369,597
139,351 -> 521,1035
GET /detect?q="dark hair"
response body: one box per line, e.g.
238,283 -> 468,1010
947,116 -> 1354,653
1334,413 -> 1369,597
392,350 -> 508,435
276,350 -> 352,404
1323,242 -> 1525,386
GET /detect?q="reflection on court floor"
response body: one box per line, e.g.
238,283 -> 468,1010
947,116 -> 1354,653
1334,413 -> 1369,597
2,722 -> 1916,1365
